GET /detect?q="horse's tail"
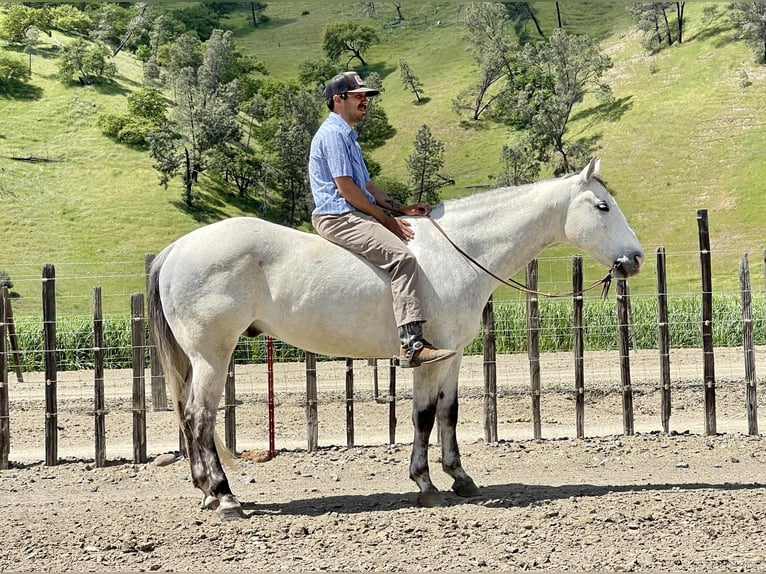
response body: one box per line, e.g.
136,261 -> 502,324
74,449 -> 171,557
148,245 -> 189,429
148,246 -> 235,466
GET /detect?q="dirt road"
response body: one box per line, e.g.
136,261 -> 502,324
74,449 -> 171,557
1,348 -> 765,571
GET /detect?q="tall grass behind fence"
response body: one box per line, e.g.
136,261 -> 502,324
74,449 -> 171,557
5,293 -> 765,373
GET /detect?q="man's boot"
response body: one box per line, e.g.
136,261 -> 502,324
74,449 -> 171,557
394,322 -> 455,368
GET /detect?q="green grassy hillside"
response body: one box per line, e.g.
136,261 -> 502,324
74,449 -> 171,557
0,2 -> 764,319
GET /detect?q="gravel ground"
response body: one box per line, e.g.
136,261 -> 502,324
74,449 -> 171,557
1,348 -> 765,572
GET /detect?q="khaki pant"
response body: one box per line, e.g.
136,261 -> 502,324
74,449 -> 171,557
312,212 -> 425,327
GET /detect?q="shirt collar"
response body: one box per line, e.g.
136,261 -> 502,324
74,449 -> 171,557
328,112 -> 357,141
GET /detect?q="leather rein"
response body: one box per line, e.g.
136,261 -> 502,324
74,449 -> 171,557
426,215 -> 615,300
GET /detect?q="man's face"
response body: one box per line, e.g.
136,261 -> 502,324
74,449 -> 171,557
335,92 -> 370,125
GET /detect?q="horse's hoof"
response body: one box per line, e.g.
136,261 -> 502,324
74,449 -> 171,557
417,490 -> 443,508
202,495 -> 220,510
452,477 -> 481,498
217,505 -> 247,521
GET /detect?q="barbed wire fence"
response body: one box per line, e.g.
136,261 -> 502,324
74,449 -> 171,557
1,229 -> 765,468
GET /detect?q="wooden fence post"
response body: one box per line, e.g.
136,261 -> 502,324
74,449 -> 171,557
572,255 -> 585,439
0,287 -> 9,469
739,254 -> 758,435
93,287 -> 106,467
4,295 -> 23,383
697,209 -> 717,435
345,358 -> 354,447
145,253 -> 167,411
225,354 -> 236,453
369,358 -> 379,399
267,337 -> 276,459
305,351 -> 318,452
388,358 -> 397,445
656,247 -> 671,434
617,280 -> 634,435
526,260 -> 541,440
482,295 -> 498,443
42,264 -> 58,466
131,293 -> 147,463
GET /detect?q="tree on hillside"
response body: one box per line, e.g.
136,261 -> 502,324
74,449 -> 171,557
298,57 -> 344,94
265,87 -> 321,226
248,2 -> 269,27
111,3 -> 150,57
406,125 -> 447,204
499,28 -> 613,174
322,22 -> 379,67
99,87 -> 168,146
627,3 -> 685,50
453,3 -> 519,121
148,30 -> 242,207
496,140 -> 541,186
0,54 -> 31,86
48,4 -> 92,37
57,39 -> 118,85
0,4 -> 50,43
728,2 -> 766,63
398,59 -> 424,103
23,26 -> 40,74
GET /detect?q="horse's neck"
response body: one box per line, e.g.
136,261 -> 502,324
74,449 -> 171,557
439,181 -> 568,283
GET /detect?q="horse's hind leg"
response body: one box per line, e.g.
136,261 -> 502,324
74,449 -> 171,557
183,354 -> 245,521
436,355 -> 480,499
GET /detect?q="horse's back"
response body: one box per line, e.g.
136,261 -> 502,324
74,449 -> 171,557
155,217 -> 399,356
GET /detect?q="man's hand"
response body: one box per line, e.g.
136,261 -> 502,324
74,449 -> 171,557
382,214 -> 415,241
401,203 -> 431,217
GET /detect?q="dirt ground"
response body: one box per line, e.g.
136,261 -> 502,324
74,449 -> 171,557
1,347 -> 766,572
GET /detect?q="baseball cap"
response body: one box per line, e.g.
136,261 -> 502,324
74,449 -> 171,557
324,71 -> 380,100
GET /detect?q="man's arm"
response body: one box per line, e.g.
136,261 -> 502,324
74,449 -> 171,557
334,176 -> 415,240
367,181 -> 431,217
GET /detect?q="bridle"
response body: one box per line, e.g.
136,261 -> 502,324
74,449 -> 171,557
426,215 -> 615,300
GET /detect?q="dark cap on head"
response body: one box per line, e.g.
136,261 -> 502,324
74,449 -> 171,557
323,71 -> 380,100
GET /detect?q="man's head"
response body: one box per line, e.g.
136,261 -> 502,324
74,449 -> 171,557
324,71 -> 379,112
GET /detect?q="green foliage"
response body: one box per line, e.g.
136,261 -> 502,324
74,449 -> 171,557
8,293 -> 762,372
0,4 -> 50,43
322,21 -> 379,67
464,294 -> 766,355
0,269 -> 12,290
500,28 -> 613,174
0,53 -> 30,84
99,87 -> 166,147
398,58 -> 424,103
127,87 -> 167,124
728,2 -> 766,63
496,140 -> 541,186
406,124 -> 446,204
48,4 -> 92,37
57,38 -> 117,85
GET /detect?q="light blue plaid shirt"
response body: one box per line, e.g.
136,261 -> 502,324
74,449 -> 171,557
309,112 -> 375,216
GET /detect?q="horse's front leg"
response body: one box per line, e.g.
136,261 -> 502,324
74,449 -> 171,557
409,370 -> 440,507
184,358 -> 245,521
436,354 -> 481,499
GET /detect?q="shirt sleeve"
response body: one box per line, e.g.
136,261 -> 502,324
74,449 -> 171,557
323,130 -> 354,179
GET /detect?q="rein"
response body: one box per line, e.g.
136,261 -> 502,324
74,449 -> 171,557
426,215 -> 614,300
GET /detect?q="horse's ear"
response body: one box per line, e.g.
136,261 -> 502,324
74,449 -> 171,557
579,157 -> 601,183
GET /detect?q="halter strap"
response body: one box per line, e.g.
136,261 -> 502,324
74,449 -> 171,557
426,215 -> 613,299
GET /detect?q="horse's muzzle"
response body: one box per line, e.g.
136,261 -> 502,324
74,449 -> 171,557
612,252 -> 644,279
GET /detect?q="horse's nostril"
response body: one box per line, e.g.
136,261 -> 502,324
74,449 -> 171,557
635,253 -> 644,269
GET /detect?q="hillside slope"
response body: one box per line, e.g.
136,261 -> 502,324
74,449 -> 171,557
0,2 -> 764,317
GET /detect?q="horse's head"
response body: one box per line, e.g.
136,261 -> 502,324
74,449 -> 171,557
563,158 -> 644,279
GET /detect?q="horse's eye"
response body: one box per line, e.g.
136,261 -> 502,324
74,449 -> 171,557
596,201 -> 609,212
